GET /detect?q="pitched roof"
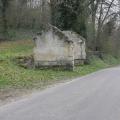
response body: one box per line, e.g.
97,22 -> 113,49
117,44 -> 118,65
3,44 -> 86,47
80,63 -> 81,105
63,31 -> 85,43
48,24 -> 85,43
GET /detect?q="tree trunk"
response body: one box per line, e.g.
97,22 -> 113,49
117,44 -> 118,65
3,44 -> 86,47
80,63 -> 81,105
1,0 -> 8,41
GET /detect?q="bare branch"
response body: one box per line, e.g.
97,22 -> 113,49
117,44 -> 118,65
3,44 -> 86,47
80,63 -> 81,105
101,0 -> 115,25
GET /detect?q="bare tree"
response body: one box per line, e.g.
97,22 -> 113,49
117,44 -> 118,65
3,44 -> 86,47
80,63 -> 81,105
88,0 -> 118,51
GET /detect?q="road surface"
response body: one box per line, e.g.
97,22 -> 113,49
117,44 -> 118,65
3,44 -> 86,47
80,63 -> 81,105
0,67 -> 120,120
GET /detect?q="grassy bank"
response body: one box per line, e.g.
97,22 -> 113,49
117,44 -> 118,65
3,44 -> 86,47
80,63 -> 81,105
0,40 -> 120,91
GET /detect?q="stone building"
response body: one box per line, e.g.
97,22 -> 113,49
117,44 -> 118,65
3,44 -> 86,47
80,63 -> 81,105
33,25 -> 86,70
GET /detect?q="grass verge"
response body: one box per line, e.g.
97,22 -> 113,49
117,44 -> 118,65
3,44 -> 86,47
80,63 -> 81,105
0,40 -> 120,102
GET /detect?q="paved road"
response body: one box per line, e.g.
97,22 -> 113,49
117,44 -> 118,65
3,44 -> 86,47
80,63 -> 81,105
0,67 -> 120,120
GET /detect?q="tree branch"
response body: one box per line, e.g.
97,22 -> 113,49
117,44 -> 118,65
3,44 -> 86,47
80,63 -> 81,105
101,0 -> 115,25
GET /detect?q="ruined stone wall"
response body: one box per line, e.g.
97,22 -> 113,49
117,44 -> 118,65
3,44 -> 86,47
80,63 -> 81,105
33,30 -> 74,70
33,26 -> 86,70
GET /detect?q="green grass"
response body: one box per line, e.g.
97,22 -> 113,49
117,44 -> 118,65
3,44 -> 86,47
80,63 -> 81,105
0,40 -> 120,90
7,29 -> 34,41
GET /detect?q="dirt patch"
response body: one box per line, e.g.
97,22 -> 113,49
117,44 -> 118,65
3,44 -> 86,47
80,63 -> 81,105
14,55 -> 34,69
0,88 -> 31,106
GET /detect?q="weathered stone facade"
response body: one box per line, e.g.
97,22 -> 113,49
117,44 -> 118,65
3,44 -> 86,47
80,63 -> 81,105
33,25 -> 86,70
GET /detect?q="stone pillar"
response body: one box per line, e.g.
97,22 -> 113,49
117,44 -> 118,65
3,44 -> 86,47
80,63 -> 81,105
65,42 -> 74,71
